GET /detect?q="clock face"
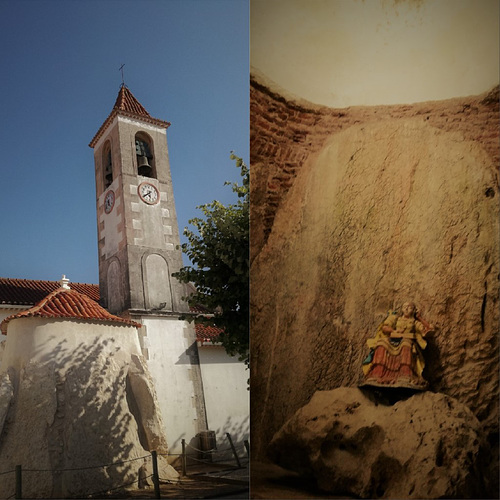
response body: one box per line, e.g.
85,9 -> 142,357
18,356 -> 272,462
138,182 -> 159,205
104,190 -> 115,214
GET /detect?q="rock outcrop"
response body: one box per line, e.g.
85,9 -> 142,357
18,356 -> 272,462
0,316 -> 178,499
268,387 -> 491,499
250,75 -> 499,467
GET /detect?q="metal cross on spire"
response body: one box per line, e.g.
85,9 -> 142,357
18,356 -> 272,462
119,63 -> 126,87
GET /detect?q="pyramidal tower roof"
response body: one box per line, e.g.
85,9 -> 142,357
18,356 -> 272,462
89,85 -> 170,148
113,85 -> 151,117
1,286 -> 141,334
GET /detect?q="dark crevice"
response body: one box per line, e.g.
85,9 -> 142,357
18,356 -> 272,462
125,372 -> 149,451
481,284 -> 487,333
435,438 -> 445,467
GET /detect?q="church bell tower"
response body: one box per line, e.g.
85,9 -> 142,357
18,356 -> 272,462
89,86 -> 189,316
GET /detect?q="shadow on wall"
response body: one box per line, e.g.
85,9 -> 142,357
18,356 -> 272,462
0,333 -> 164,498
168,432 -> 200,460
215,414 -> 250,444
213,415 -> 250,461
168,415 -> 250,463
174,340 -> 199,365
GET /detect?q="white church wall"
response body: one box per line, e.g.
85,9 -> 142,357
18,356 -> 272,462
0,306 -> 26,328
0,316 -> 177,498
140,316 -> 201,455
0,309 -> 17,325
198,345 -> 249,451
0,306 -> 36,369
0,317 -> 143,375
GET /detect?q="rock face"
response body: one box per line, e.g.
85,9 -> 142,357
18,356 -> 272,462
0,318 -> 178,499
250,76 -> 499,465
268,387 -> 490,499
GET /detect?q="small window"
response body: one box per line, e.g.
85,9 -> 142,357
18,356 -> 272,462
103,142 -> 113,188
135,133 -> 156,178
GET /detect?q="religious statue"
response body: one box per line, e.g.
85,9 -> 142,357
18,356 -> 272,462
362,302 -> 434,390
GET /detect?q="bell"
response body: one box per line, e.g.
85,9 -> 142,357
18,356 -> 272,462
138,156 -> 153,177
104,164 -> 113,187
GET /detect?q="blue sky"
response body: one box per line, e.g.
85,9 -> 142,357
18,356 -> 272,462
0,0 -> 249,285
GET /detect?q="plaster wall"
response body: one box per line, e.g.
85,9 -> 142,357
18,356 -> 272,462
0,307 -> 25,369
198,346 -> 249,448
0,307 -> 23,324
141,316 -> 204,454
0,317 -> 142,375
0,307 -> 24,335
251,0 -> 499,108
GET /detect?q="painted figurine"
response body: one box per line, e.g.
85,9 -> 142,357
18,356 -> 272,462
362,302 -> 434,390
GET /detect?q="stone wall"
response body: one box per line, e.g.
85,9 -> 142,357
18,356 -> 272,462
250,73 -> 499,459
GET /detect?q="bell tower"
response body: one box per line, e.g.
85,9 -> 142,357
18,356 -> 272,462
89,86 -> 208,453
89,86 -> 189,316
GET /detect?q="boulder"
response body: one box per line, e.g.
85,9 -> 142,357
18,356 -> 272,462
0,326 -> 179,498
268,387 -> 491,499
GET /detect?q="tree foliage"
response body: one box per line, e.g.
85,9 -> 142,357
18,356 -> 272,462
173,153 -> 249,364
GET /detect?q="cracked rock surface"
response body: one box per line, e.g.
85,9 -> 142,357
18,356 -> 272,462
251,117 -> 499,461
268,387 -> 491,499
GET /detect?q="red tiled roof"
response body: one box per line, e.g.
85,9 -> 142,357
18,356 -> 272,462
190,303 -> 212,314
1,287 -> 140,334
113,86 -> 151,117
195,323 -> 224,344
0,277 -> 223,341
0,277 -> 99,305
89,86 -> 170,148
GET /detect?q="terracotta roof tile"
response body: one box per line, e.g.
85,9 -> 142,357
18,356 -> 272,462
0,277 -> 99,305
1,287 -> 141,334
113,86 -> 151,116
89,86 -> 170,148
195,322 -> 224,343
0,278 -> 223,341
190,304 -> 212,314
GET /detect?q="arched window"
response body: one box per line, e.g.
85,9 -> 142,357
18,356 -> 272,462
135,132 -> 156,178
103,141 -> 113,188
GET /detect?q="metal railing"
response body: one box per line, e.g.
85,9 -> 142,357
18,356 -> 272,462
0,433 -> 249,499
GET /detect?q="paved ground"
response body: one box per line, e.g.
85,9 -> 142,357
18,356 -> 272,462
97,459 -> 249,499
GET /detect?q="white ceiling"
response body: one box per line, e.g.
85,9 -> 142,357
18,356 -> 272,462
251,0 -> 499,107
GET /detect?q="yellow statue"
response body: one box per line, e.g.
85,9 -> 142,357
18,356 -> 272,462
362,302 -> 434,390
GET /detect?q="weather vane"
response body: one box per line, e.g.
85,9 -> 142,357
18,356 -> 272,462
119,63 -> 126,87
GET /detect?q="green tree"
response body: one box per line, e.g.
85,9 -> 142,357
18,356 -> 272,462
173,153 -> 249,364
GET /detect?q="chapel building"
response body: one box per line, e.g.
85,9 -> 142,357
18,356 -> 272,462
0,86 -> 249,459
